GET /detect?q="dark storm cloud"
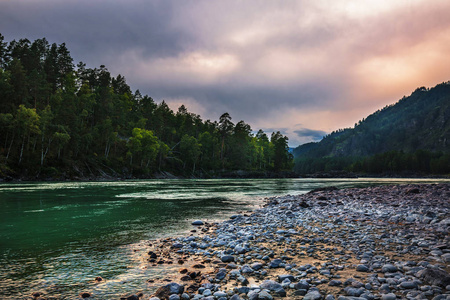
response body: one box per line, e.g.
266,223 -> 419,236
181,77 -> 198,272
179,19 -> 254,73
294,129 -> 327,141
0,0 -> 189,64
1,0 -> 450,147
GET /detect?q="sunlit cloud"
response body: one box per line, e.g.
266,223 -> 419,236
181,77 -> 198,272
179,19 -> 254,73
1,0 -> 449,147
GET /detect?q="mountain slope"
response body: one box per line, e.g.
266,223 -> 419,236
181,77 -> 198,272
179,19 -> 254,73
293,81 -> 450,174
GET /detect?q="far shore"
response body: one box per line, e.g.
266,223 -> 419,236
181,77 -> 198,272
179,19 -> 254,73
1,169 -> 449,183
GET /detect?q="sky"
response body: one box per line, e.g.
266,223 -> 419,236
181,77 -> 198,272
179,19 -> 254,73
1,0 -> 450,147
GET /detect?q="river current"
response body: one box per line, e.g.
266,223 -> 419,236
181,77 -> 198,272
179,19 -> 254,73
1,178 -> 448,299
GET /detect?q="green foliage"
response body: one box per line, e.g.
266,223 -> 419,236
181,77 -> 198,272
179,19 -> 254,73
294,82 -> 450,175
0,35 -> 294,178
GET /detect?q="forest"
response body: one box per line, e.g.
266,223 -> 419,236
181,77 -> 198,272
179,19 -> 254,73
0,34 -> 293,180
293,82 -> 450,175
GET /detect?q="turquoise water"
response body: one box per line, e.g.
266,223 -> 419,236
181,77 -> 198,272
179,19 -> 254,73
0,178 -> 448,299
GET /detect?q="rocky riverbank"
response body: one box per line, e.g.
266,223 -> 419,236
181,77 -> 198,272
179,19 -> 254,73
128,184 -> 450,300
31,183 -> 450,300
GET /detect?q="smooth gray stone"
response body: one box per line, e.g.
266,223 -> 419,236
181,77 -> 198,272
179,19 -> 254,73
356,264 -> 369,272
251,263 -> 264,270
400,281 -> 418,289
241,265 -> 254,274
344,287 -> 365,297
236,286 -> 250,294
221,255 -> 235,263
381,293 -> 397,300
164,282 -> 185,295
294,279 -> 310,290
260,280 -> 283,291
181,293 -> 189,300
248,291 -> 259,300
203,289 -> 212,296
269,259 -> 283,268
278,274 -> 295,282
213,291 -> 227,298
258,290 -> 273,300
382,264 -> 398,273
303,290 -> 322,300
329,280 -> 342,286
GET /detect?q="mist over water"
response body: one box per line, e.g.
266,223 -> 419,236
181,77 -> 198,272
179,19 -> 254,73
0,178 -> 448,299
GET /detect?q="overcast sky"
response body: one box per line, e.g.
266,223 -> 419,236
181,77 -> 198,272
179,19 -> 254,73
1,0 -> 450,146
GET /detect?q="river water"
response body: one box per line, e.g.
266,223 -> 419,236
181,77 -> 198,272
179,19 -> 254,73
1,178 -> 448,299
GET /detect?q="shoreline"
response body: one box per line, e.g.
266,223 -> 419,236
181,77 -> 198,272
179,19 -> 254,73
123,183 -> 449,300
2,173 -> 450,184
27,183 -> 450,300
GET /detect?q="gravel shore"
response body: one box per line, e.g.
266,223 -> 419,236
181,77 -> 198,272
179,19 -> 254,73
37,183 -> 444,300
131,183 -> 450,300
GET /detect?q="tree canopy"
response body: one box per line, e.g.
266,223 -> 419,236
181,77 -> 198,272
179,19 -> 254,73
0,34 -> 293,179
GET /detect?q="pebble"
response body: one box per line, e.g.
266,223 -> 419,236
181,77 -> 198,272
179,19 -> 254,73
143,184 -> 450,300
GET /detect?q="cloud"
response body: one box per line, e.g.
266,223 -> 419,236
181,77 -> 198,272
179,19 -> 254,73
294,128 -> 328,141
1,0 -> 449,147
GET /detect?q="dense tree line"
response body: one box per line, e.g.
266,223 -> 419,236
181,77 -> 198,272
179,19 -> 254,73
295,150 -> 450,175
0,35 -> 293,179
293,82 -> 450,176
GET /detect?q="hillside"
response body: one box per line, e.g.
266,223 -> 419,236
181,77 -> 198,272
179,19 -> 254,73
294,82 -> 450,175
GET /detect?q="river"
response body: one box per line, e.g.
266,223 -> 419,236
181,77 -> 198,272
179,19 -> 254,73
1,178 -> 448,299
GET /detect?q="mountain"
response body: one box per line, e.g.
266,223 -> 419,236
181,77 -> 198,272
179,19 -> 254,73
293,81 -> 450,175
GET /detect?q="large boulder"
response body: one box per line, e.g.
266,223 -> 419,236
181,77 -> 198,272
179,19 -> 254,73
417,268 -> 450,287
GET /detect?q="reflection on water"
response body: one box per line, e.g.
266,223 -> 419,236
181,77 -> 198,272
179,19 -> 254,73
0,178 -> 448,299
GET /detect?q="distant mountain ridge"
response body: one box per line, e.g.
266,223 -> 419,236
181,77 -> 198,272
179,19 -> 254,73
293,81 -> 450,175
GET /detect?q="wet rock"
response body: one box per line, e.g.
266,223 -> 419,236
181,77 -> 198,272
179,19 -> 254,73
155,283 -> 185,299
192,220 -> 204,225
